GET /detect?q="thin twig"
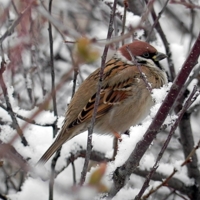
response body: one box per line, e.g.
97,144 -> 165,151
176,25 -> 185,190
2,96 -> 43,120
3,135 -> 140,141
126,0 -> 156,41
2,166 -> 18,191
135,85 -> 200,199
71,49 -> 79,98
142,168 -> 178,199
146,0 -> 170,42
0,62 -> 28,146
8,67 -> 74,150
126,46 -> 152,93
171,0 -> 200,9
11,1 -> 19,15
79,0 -> 117,186
150,4 -> 175,81
0,103 -> 55,127
48,0 -> 58,199
134,168 -> 192,197
179,114 -> 200,199
48,0 -> 58,138
174,66 -> 200,110
0,140 -> 29,172
36,2 -> 80,39
0,1 -> 33,44
109,32 -> 200,197
0,193 -> 8,200
55,147 -> 111,177
140,140 -> 200,199
121,0 -> 128,45
71,159 -> 76,185
181,139 -> 200,167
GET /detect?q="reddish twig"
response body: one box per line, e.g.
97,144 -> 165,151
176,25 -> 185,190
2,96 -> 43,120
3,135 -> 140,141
134,168 -> 192,197
109,32 -> 200,197
142,168 -> 178,199
135,85 -> 200,199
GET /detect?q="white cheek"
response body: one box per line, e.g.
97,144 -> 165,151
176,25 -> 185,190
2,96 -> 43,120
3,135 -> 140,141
114,51 -> 135,65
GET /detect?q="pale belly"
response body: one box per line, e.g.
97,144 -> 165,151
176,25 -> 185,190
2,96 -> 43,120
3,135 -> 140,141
94,93 -> 153,135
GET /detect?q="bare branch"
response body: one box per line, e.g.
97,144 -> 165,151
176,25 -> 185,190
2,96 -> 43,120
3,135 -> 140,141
141,168 -> 178,199
79,0 -> 117,186
0,1 -> 33,44
134,168 -> 192,197
135,85 -> 200,199
48,0 -> 58,138
55,147 -> 111,177
127,0 -> 156,41
0,103 -> 55,127
0,62 -> 28,146
150,5 -> 176,81
109,32 -> 200,197
146,0 -> 170,42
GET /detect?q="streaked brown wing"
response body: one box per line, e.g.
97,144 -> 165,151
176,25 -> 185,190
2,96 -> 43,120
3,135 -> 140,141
67,77 -> 134,128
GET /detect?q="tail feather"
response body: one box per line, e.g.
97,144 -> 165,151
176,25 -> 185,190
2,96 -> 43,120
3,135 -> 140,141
37,128 -> 75,165
37,138 -> 65,164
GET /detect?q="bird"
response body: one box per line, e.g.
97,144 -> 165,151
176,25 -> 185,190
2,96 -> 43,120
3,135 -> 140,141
38,40 -> 168,164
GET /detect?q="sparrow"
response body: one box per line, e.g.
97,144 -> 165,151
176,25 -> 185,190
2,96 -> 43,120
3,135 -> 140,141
38,40 -> 167,164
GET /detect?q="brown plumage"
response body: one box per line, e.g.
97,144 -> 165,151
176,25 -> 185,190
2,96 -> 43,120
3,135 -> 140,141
38,40 -> 167,164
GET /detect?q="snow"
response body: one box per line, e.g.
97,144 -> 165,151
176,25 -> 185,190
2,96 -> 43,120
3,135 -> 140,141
0,0 -> 10,7
9,178 -> 48,200
170,43 -> 187,73
112,187 -> 140,200
0,0 -> 199,200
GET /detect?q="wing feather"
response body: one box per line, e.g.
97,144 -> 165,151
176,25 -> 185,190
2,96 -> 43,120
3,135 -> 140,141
67,77 -> 134,128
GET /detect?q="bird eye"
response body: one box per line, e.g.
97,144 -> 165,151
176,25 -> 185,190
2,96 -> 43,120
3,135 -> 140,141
143,52 -> 149,58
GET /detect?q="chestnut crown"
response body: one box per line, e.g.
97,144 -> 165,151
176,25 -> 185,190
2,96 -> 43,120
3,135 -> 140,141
118,40 -> 166,63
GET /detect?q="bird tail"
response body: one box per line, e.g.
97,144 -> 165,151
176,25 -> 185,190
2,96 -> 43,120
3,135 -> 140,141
37,129 -> 73,165
37,138 -> 64,164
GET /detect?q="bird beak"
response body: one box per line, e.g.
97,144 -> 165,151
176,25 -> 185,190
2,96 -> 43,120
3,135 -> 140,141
152,52 -> 167,62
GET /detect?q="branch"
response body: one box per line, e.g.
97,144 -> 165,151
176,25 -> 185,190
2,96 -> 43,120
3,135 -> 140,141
0,62 -> 28,146
8,66 -> 74,146
171,0 -> 200,9
48,0 -> 58,138
134,168 -> 193,197
109,32 -> 200,197
146,0 -> 170,42
179,114 -> 200,198
0,1 -> 33,44
47,0 -> 59,199
141,168 -> 178,199
79,0 -> 117,186
150,4 -> 175,81
127,0 -> 156,41
135,85 -> 200,199
55,147 -> 111,178
0,103 -> 55,127
121,0 -> 128,45
174,65 -> 200,109
0,140 -> 29,172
